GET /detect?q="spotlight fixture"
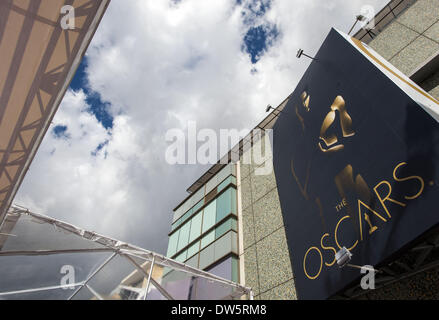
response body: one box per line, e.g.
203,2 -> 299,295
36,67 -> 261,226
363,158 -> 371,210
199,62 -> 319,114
296,49 -> 315,60
335,247 -> 352,268
348,14 -> 368,35
265,104 -> 284,117
335,247 -> 381,273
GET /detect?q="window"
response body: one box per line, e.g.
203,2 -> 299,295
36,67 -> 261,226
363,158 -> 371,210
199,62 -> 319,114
167,229 -> 179,257
206,256 -> 239,282
187,241 -> 200,259
205,163 -> 235,195
192,199 -> 204,214
217,176 -> 236,193
214,231 -> 233,261
189,211 -> 202,243
231,256 -> 239,283
199,243 -> 215,270
181,208 -> 193,223
215,217 -> 237,239
201,230 -> 215,249
216,188 -> 236,223
185,253 -> 199,268
202,200 -> 216,233
175,249 -> 187,262
177,221 -> 191,252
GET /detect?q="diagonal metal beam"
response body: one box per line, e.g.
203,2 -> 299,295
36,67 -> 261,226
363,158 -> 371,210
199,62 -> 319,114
85,284 -> 104,300
68,252 -> 117,300
413,234 -> 439,270
0,283 -> 83,297
0,0 -> 41,123
123,254 -> 175,301
0,248 -> 114,256
142,255 -> 155,300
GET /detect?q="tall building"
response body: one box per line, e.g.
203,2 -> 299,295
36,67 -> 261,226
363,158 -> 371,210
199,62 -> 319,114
165,0 -> 439,299
166,163 -> 239,284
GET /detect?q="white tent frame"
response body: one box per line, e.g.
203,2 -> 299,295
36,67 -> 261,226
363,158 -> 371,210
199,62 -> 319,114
0,205 -> 253,300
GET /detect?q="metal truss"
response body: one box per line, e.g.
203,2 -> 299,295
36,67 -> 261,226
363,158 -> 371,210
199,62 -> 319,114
0,0 -> 110,227
0,205 -> 253,300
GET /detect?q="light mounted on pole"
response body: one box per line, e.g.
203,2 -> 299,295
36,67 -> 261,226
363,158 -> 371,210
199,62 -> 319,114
348,14 -> 367,35
335,247 -> 381,273
296,49 -> 316,60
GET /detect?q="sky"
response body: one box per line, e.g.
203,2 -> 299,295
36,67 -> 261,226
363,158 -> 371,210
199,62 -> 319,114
15,0 -> 389,255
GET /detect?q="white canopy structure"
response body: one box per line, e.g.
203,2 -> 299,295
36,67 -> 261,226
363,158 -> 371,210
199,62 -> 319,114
0,205 -> 253,300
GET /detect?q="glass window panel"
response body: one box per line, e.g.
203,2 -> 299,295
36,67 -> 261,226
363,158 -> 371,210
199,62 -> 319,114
206,257 -> 232,281
200,230 -> 215,249
214,231 -> 233,261
215,218 -> 234,239
177,222 -> 191,252
202,200 -> 216,233
181,199 -> 191,215
173,207 -> 184,223
187,241 -> 200,259
166,229 -> 180,257
231,257 -> 239,283
191,187 -> 205,205
231,218 -> 237,231
217,176 -> 237,193
216,188 -> 233,223
205,177 -> 218,196
205,163 -> 235,195
189,211 -> 202,243
199,244 -> 215,270
192,199 -> 204,214
216,164 -> 233,184
175,249 -> 187,262
181,208 -> 193,225
185,254 -> 199,268
231,231 -> 238,254
230,188 -> 237,215
171,219 -> 180,231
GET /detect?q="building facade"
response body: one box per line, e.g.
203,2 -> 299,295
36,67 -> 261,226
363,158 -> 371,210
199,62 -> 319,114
166,0 -> 439,299
166,163 -> 240,286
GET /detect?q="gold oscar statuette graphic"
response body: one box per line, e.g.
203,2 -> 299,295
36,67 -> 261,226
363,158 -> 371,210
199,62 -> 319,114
364,213 -> 378,235
318,96 -> 355,153
295,91 -> 310,132
302,91 -> 310,111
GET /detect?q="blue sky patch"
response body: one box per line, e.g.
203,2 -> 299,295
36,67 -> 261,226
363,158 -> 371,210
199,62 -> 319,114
243,24 -> 279,64
52,125 -> 70,140
70,57 -> 114,130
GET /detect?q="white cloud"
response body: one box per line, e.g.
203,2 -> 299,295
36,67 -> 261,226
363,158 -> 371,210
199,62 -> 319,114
16,0 -> 389,253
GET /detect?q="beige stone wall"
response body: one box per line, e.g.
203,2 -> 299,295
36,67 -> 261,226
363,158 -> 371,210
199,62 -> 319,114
368,0 -> 439,76
239,137 -> 297,300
